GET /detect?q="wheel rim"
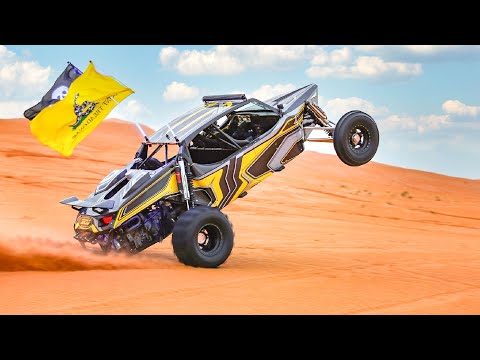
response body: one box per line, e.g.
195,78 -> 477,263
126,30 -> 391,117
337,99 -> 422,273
196,223 -> 222,256
349,124 -> 370,153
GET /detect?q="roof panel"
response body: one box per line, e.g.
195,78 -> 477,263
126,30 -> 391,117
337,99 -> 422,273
148,84 -> 317,144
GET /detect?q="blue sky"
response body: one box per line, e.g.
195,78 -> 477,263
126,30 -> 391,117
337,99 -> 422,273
1,45 -> 479,179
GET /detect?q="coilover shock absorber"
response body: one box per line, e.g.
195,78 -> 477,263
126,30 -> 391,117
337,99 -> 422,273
185,165 -> 196,208
175,154 -> 195,209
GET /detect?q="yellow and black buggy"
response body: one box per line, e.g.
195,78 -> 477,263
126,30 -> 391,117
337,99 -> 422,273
60,84 -> 379,267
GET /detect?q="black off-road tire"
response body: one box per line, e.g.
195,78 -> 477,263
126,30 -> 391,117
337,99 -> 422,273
333,110 -> 379,166
172,206 -> 234,268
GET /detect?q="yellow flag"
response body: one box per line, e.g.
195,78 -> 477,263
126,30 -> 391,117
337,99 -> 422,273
30,61 -> 134,157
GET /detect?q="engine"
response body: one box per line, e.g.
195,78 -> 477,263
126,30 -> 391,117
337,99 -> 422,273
113,202 -> 174,253
75,202 -> 175,254
124,212 -> 159,249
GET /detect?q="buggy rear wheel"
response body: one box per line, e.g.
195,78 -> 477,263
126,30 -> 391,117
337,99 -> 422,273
333,110 -> 379,166
172,206 -> 234,268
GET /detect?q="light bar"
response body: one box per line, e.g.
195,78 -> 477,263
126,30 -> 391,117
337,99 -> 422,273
202,94 -> 247,102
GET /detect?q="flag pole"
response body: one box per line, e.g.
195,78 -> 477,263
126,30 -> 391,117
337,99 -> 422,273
109,95 -> 150,143
135,122 -> 150,143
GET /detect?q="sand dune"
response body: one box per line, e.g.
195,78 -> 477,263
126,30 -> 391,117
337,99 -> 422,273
0,118 -> 479,314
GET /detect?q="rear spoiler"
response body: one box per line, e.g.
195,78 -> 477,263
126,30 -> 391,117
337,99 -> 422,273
60,196 -> 115,213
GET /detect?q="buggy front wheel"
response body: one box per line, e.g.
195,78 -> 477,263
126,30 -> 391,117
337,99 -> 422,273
333,110 -> 379,166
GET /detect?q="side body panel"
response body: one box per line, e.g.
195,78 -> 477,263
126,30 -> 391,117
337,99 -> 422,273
192,105 -> 305,209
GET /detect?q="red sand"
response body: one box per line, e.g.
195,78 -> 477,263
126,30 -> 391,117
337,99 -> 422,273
0,118 -> 479,314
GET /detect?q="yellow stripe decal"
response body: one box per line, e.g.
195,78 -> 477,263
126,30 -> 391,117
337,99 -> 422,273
172,107 -> 209,132
115,171 -> 178,226
116,174 -> 179,227
177,108 -> 216,134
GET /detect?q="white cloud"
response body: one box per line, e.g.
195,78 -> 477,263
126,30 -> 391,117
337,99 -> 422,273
442,99 -> 480,117
355,45 -> 480,61
311,47 -> 352,66
401,45 -> 460,55
0,45 -> 51,97
160,45 -> 424,80
356,45 -> 462,54
173,48 -> 244,75
329,47 -> 352,64
159,46 -> 180,66
159,44 -> 480,79
306,55 -> 422,80
109,99 -> 152,121
248,83 -> 297,101
381,114 -> 449,133
0,100 -> 36,119
354,45 -> 384,52
310,49 -> 328,66
417,115 -> 450,133
159,45 -> 319,75
163,81 -> 200,102
319,95 -> 449,134
380,114 -> 416,131
125,99 -> 151,117
225,45 -> 314,67
323,97 -> 389,121
0,45 -> 15,64
354,56 -> 422,77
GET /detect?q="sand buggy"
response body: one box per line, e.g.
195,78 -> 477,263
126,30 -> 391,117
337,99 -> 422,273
60,84 -> 379,267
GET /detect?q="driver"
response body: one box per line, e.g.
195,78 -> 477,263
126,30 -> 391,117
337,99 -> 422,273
231,116 -> 254,140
